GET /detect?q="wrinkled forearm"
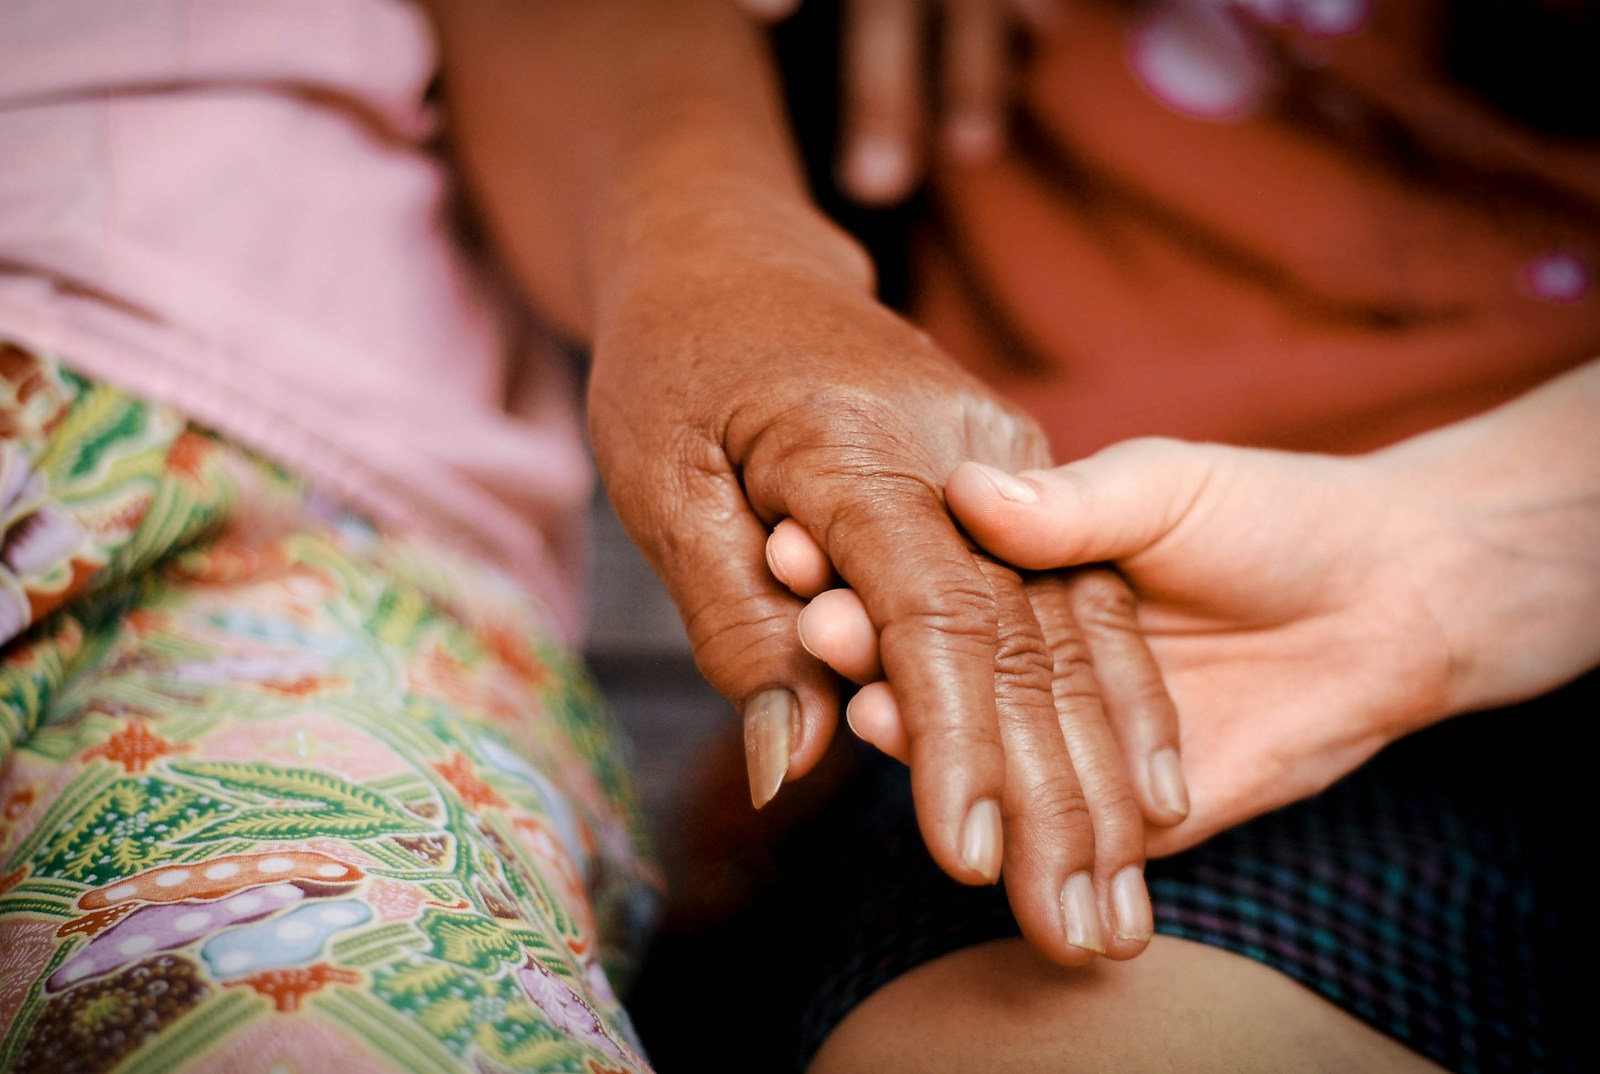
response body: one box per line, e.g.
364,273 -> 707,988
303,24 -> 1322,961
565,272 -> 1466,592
1373,357 -> 1600,714
419,0 -> 869,341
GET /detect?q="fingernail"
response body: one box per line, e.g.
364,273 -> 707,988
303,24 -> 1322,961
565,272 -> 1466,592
968,462 -> 1039,504
1111,866 -> 1154,942
843,691 -> 866,741
1060,871 -> 1106,953
1149,747 -> 1190,819
765,537 -> 792,588
744,687 -> 796,809
959,798 -> 1003,883
795,603 -> 821,661
844,137 -> 910,203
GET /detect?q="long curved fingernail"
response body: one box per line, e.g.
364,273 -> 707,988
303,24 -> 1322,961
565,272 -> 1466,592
1149,747 -> 1190,819
744,687 -> 796,809
1111,866 -> 1155,942
960,798 -> 1003,883
1060,871 -> 1106,953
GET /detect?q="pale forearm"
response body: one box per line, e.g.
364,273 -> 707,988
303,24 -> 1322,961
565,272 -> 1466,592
420,0 -> 869,340
1374,357 -> 1600,714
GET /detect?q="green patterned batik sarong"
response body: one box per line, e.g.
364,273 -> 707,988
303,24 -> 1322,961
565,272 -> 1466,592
0,343 -> 661,1074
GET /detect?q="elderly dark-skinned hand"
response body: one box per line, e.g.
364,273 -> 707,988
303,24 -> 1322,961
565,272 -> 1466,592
426,0 -> 1182,965
588,191 -> 1188,961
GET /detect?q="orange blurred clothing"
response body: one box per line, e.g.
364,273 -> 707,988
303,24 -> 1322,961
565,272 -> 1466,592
916,0 -> 1600,456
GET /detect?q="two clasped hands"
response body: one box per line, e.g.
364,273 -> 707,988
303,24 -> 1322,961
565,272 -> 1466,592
734,356 -> 1600,971
434,0 -> 1600,977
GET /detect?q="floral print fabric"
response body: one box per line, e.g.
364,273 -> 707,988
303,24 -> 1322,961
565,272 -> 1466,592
0,342 -> 660,1074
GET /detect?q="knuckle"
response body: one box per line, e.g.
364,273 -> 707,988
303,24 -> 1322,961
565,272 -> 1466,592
683,601 -> 794,686
992,624 -> 1055,694
1047,646 -> 1108,715
818,479 -> 935,549
1067,570 -> 1139,632
1046,627 -> 1098,684
910,720 -> 1003,760
757,451 -> 949,546
879,582 -> 999,655
1086,779 -> 1145,831
959,393 -> 1047,461
976,561 -> 1057,689
1052,677 -> 1106,716
1014,772 -> 1093,837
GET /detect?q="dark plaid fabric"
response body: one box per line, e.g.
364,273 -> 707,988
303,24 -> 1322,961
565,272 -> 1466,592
795,678 -> 1591,1074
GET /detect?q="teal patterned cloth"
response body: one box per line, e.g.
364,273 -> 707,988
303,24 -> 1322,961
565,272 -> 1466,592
0,342 -> 661,1074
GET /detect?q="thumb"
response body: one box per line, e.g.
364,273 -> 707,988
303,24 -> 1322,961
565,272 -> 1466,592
946,438 -> 1216,570
605,468 -> 839,809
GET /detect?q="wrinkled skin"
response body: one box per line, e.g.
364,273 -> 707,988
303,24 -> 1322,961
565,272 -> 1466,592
589,217 -> 1179,961
425,0 -> 1182,966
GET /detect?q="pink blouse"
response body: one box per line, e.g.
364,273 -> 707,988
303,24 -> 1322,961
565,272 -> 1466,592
0,0 -> 594,639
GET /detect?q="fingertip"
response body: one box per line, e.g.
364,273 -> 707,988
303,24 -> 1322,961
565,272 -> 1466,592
845,681 -> 910,762
960,797 -> 1004,885
743,685 -> 797,809
767,518 -> 833,597
838,134 -> 916,205
797,588 -> 882,683
905,734 -> 1010,891
743,672 -> 842,807
764,528 -> 790,587
1147,746 -> 1191,824
948,461 -> 1103,570
1143,765 -> 1216,858
949,460 -> 1040,505
1107,865 -> 1155,953
946,461 -> 1061,569
1060,870 -> 1107,956
784,678 -> 841,784
941,0 -> 1009,168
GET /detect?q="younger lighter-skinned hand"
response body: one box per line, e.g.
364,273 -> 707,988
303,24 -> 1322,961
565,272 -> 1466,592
950,440 -> 1466,856
592,221 -> 1179,964
792,438 -> 1469,857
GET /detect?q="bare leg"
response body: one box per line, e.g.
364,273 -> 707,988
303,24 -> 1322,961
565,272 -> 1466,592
809,936 -> 1445,1074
